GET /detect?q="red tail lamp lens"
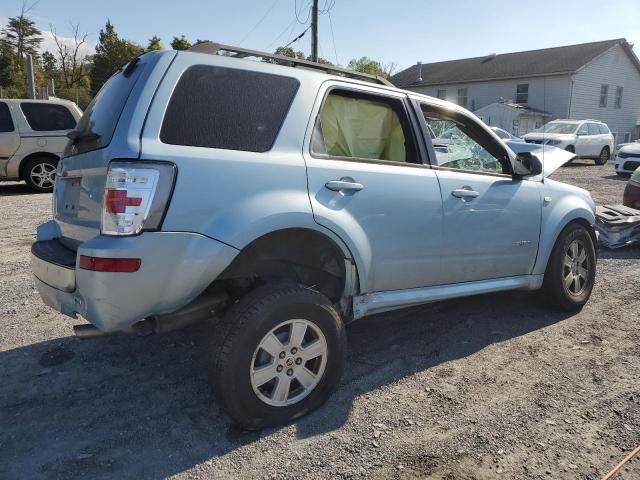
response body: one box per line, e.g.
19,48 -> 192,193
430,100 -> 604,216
79,255 -> 141,273
104,189 -> 143,214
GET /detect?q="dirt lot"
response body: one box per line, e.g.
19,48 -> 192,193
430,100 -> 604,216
1,161 -> 638,480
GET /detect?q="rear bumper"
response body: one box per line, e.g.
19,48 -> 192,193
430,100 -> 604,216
32,222 -> 239,332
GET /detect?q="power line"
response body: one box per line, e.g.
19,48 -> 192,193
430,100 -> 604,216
238,0 -> 281,46
328,9 -> 339,65
265,17 -> 297,50
284,25 -> 311,49
294,0 -> 312,23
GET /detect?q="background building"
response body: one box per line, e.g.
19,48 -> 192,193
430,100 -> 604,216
392,39 -> 640,143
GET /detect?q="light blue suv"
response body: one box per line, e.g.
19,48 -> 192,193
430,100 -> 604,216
32,43 -> 598,428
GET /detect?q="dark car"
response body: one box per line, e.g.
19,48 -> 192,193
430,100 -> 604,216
623,167 -> 640,209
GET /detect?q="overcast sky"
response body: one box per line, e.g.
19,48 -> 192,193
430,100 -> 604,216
2,0 -> 639,70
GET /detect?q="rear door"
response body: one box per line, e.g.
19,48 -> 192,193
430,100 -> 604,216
0,102 -> 20,172
575,123 -> 590,156
587,123 -> 603,156
416,101 -> 542,284
303,83 -> 444,293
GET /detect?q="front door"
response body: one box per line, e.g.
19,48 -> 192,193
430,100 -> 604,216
0,102 -> 20,174
417,101 -> 542,284
303,84 -> 444,293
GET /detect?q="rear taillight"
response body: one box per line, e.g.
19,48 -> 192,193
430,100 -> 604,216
101,161 -> 176,236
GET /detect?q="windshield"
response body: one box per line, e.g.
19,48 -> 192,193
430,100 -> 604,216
535,122 -> 578,134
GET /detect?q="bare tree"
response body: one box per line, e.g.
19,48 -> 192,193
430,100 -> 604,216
50,23 -> 88,89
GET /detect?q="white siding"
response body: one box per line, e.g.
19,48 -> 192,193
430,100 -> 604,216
407,76 -> 571,119
569,44 -> 640,141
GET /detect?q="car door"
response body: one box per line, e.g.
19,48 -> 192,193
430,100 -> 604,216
587,123 -> 603,156
415,100 -> 542,284
303,83 -> 444,293
0,102 -> 21,173
575,123 -> 590,156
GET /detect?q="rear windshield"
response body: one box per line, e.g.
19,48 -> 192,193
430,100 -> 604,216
160,65 -> 299,152
20,103 -> 76,131
67,59 -> 144,156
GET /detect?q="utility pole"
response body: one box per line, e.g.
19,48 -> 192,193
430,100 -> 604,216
311,0 -> 319,62
26,54 -> 36,99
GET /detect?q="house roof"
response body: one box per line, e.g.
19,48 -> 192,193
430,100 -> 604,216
391,39 -> 639,88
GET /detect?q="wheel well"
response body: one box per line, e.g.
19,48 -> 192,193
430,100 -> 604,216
561,218 -> 598,251
216,228 -> 350,303
19,152 -> 60,180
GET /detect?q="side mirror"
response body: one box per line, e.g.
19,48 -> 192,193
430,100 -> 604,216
514,151 -> 543,177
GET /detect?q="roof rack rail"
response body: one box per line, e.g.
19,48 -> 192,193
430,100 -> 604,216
187,41 -> 394,87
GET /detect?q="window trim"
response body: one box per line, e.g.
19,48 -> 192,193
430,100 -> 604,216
414,100 -> 514,178
515,83 -> 529,104
614,86 -> 623,109
308,85 -> 426,168
0,101 -> 15,133
599,84 -> 608,108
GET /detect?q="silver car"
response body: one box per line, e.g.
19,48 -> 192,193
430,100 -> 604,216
32,44 -> 598,428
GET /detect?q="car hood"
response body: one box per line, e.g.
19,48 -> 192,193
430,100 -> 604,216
505,140 -> 576,177
619,143 -> 640,154
522,133 -> 574,142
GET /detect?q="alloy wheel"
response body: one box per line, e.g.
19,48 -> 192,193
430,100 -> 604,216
563,239 -> 590,296
29,163 -> 56,189
250,319 -> 327,407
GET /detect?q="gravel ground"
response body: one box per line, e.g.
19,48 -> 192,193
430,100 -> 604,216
1,161 -> 638,480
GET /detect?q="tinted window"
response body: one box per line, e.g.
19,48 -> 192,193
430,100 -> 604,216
587,123 -> 600,135
20,103 -> 76,131
311,90 -> 416,164
161,65 -> 299,152
0,102 -> 14,133
68,60 -> 145,157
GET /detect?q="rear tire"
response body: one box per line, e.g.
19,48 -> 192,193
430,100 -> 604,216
23,157 -> 57,193
541,223 -> 596,312
210,283 -> 347,429
595,146 -> 609,165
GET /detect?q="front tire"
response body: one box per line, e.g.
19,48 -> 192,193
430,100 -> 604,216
595,147 -> 609,165
541,223 -> 596,312
23,157 -> 57,192
210,283 -> 347,429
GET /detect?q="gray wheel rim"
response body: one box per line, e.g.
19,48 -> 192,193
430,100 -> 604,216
250,319 -> 327,407
600,149 -> 609,162
563,239 -> 590,296
29,163 -> 56,189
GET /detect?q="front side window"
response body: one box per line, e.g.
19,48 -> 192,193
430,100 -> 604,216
0,102 -> 14,133
311,90 -> 416,164
516,83 -> 529,104
20,103 -> 76,131
457,88 -> 468,107
615,86 -> 623,108
599,84 -> 608,107
436,89 -> 447,100
161,65 -> 299,152
577,124 -> 589,136
420,104 -> 510,175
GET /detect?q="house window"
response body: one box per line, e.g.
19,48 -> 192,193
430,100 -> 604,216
516,84 -> 529,104
457,88 -> 468,107
512,119 -> 520,136
615,86 -> 623,108
436,89 -> 447,100
535,120 -> 543,129
624,133 -> 631,143
599,84 -> 608,107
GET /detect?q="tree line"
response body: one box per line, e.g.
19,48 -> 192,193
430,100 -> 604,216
0,5 -> 397,110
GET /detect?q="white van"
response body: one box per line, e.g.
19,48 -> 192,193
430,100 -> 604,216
0,99 -> 82,192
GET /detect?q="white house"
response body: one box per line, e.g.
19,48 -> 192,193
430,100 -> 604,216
391,39 -> 640,143
474,102 -> 552,136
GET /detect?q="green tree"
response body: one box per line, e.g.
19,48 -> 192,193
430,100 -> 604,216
275,46 -> 306,60
171,35 -> 191,51
146,35 -> 163,51
89,20 -> 144,96
41,51 -> 57,76
0,11 -> 42,63
347,56 -> 397,78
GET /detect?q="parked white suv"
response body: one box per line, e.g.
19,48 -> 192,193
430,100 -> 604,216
0,99 -> 82,192
522,120 -> 614,165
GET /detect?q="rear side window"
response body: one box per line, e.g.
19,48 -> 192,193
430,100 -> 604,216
0,102 -> 14,132
587,123 -> 600,135
161,65 -> 299,152
311,89 -> 416,164
598,124 -> 610,134
20,103 -> 76,131
68,60 -> 145,156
